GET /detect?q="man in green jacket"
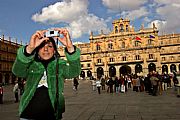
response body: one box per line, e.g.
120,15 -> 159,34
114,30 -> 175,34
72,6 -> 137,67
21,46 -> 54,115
12,28 -> 81,120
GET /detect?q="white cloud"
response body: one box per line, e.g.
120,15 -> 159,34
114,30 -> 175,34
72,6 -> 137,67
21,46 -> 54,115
31,0 -> 110,39
155,0 -> 180,6
154,0 -> 180,34
102,0 -> 147,11
121,7 -> 148,20
32,0 -> 88,24
148,20 -> 167,32
68,14 -> 109,38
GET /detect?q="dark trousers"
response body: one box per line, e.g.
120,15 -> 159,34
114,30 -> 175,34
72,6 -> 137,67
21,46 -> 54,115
109,85 -> 113,93
102,85 -> 105,90
97,87 -> 101,94
0,94 -> 3,104
152,85 -> 158,96
15,92 -> 19,102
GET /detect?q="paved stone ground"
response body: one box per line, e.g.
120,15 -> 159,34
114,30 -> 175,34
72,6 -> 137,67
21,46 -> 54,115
0,80 -> 180,120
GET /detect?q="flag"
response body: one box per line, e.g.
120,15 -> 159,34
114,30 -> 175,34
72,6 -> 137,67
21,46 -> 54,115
135,36 -> 142,43
135,36 -> 141,40
149,35 -> 155,38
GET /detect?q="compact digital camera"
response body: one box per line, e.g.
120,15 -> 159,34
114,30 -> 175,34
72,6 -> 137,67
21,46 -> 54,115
44,30 -> 59,37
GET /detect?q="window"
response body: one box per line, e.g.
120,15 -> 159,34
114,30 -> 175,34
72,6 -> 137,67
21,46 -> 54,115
120,24 -> 124,32
126,25 -> 128,32
149,54 -> 153,59
96,44 -> 101,51
170,56 -> 174,60
108,43 -> 113,49
162,57 -> 166,61
161,41 -> 163,45
148,39 -> 152,45
87,63 -> 90,67
80,56 -> 83,60
122,56 -> 127,61
109,58 -> 114,62
115,26 -> 118,33
87,56 -> 91,59
97,59 -> 102,63
135,55 -> 140,60
122,42 -> 125,48
81,64 -> 84,68
135,41 -> 140,47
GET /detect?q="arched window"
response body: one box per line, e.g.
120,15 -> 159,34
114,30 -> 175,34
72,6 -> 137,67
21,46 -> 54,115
126,25 -> 128,32
96,44 -> 101,51
120,24 -> 124,32
115,26 -> 118,33
108,43 -> 113,49
122,42 -> 125,48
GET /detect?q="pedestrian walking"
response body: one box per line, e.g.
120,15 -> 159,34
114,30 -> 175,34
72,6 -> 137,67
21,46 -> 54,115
91,78 -> 96,91
0,84 -> 3,104
13,82 -> 19,103
108,77 -> 114,93
73,77 -> 79,91
12,28 -> 81,120
96,78 -> 101,94
101,76 -> 106,90
114,77 -> 120,93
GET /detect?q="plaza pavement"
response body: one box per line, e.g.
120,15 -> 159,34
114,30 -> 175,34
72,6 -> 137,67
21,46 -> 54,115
0,79 -> 180,120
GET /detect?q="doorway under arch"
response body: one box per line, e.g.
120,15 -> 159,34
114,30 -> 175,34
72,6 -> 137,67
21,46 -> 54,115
170,64 -> 177,72
80,71 -> 85,78
97,67 -> 104,79
87,70 -> 92,77
119,65 -> 131,76
162,65 -> 168,73
135,64 -> 143,73
109,66 -> 116,77
148,63 -> 156,72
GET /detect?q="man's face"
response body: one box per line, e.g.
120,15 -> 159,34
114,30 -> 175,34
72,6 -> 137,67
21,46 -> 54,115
38,42 -> 55,60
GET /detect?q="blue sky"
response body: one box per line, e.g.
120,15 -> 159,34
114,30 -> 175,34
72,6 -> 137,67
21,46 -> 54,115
0,0 -> 180,45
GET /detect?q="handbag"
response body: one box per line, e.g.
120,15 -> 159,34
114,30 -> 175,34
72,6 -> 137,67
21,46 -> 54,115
121,85 -> 125,93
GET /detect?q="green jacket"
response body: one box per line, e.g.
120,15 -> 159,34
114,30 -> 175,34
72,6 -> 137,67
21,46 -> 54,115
12,46 -> 81,119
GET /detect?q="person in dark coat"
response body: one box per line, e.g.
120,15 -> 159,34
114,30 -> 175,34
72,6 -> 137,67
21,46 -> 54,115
73,77 -> 79,91
0,84 -> 3,104
108,77 -> 114,93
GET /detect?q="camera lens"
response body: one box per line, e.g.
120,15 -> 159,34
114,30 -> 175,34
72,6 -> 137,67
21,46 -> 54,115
50,31 -> 54,34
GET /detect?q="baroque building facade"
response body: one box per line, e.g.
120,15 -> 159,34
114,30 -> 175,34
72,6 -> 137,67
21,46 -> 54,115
59,18 -> 180,78
0,36 -> 21,84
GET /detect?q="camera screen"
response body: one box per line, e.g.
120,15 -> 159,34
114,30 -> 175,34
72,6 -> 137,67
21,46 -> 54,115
50,31 -> 54,34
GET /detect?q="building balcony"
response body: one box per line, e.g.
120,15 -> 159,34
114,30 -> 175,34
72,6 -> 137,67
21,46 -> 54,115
161,59 -> 180,64
146,57 -> 157,62
95,62 -> 104,66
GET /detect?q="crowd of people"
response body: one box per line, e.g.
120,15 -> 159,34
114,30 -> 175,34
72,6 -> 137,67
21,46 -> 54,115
90,71 -> 180,96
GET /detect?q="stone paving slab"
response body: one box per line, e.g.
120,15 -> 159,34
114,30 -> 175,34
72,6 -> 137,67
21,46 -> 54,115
1,80 -> 180,120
